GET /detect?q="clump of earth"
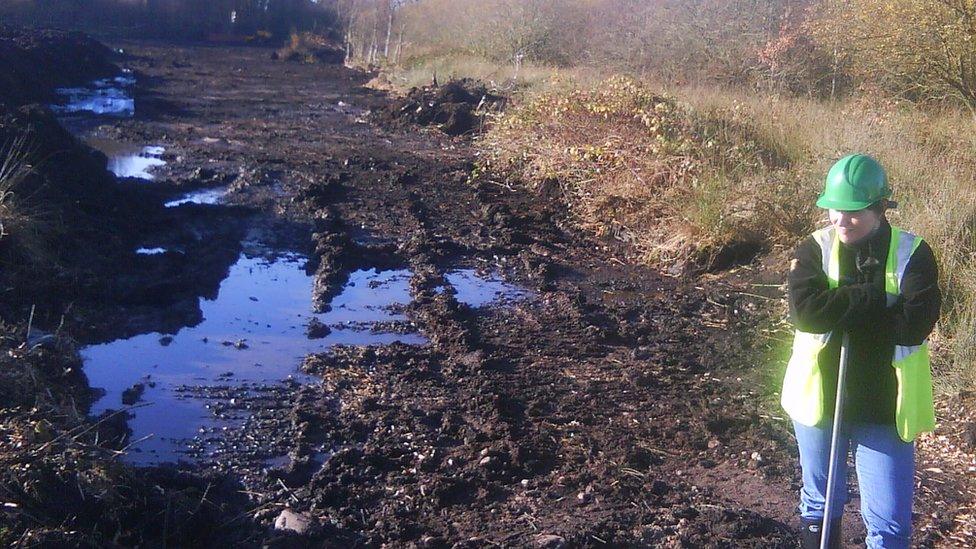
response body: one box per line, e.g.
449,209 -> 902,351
379,78 -> 507,136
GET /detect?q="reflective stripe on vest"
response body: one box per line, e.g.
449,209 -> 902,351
781,226 -> 936,441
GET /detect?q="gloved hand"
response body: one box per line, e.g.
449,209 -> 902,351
856,246 -> 893,307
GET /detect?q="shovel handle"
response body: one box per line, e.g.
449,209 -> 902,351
821,331 -> 850,548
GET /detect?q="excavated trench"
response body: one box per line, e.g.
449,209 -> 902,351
20,36 -> 929,546
3,27 -> 970,546
23,41 -> 808,547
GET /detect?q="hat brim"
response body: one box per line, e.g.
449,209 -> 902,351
815,196 -> 876,211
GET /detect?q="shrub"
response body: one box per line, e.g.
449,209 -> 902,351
478,75 -> 791,270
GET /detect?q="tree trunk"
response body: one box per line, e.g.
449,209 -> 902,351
384,3 -> 395,59
369,14 -> 379,64
394,23 -> 405,64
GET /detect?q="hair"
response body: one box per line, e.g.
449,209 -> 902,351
868,200 -> 889,217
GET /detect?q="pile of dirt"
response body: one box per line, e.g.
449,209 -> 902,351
0,103 -> 159,316
0,25 -> 118,106
272,32 -> 344,64
378,78 -> 507,136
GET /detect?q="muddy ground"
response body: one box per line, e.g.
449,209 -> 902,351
1,32 -> 973,547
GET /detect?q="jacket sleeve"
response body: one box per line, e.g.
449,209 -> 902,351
889,240 -> 941,346
787,236 -> 887,334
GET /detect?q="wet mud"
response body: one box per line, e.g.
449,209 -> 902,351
1,29 -> 968,547
71,41 -> 800,546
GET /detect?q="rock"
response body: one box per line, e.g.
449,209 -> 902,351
274,508 -> 313,534
306,317 -> 331,339
458,350 -> 484,369
121,383 -> 145,405
631,346 -> 654,360
159,335 -> 174,346
534,534 -> 566,548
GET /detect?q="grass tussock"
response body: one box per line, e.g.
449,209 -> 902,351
275,32 -> 344,64
0,134 -> 47,263
478,75 -> 795,269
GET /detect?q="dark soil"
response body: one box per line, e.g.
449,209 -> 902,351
377,78 -> 507,136
1,29 -> 971,547
0,25 -> 119,106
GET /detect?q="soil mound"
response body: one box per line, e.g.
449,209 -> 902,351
0,103 -> 154,316
379,78 -> 507,136
0,25 -> 118,106
273,32 -> 345,64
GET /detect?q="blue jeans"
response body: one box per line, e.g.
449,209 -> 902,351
793,420 -> 914,549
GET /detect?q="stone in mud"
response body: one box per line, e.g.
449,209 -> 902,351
457,350 -> 484,370
274,508 -> 314,534
121,383 -> 145,405
534,534 -> 567,548
306,317 -> 331,339
92,409 -> 131,449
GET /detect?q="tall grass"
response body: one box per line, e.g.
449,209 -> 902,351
0,135 -> 31,241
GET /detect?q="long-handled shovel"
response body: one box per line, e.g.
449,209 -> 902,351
820,331 -> 850,548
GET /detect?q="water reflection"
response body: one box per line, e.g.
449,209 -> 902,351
444,269 -> 533,307
52,74 -> 136,117
164,187 -> 227,207
83,258 -> 423,465
85,139 -> 167,180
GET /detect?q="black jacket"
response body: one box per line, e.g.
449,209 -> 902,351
787,218 -> 941,424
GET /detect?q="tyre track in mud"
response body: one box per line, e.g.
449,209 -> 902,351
104,43 -> 804,546
276,131 -> 799,545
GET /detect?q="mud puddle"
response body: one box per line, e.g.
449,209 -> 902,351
443,268 -> 533,307
83,256 -> 424,465
51,72 -> 136,117
165,187 -> 228,207
85,138 -> 166,180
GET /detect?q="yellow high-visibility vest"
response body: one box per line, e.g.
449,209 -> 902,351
781,225 -> 936,442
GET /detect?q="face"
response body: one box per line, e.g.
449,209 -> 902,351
828,208 -> 881,244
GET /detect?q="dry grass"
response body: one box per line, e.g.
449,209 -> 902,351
0,134 -> 54,272
275,32 -> 344,64
474,70 -> 976,390
478,75 -> 790,269
0,134 -> 40,254
383,50 -> 580,93
673,88 -> 976,391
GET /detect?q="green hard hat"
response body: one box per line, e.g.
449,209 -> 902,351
816,154 -> 891,210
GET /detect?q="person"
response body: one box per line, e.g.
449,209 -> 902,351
781,154 -> 941,548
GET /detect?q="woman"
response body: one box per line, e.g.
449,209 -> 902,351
782,154 -> 941,548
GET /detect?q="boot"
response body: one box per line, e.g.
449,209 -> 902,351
800,517 -> 842,549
